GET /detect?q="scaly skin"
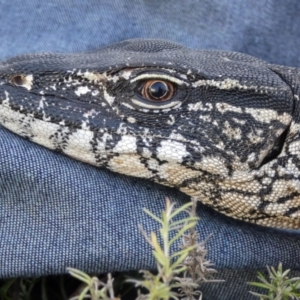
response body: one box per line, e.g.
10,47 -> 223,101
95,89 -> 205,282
0,39 -> 300,228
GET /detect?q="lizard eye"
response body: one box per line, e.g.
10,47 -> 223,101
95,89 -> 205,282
129,73 -> 187,110
139,80 -> 176,102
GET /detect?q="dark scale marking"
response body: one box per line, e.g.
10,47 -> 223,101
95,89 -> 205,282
150,153 -> 168,166
50,126 -> 78,152
89,130 -> 121,168
277,192 -> 300,204
213,205 -> 233,215
0,38 -> 300,229
135,136 -> 162,179
257,200 -> 272,212
139,157 -> 159,175
284,206 -> 300,217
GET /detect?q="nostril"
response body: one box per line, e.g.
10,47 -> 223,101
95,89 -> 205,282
10,74 -> 33,90
11,75 -> 25,86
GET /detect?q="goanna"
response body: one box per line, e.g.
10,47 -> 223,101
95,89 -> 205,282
0,39 -> 300,229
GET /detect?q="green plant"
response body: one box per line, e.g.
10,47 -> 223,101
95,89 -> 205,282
67,268 -> 116,300
249,263 -> 300,300
67,198 -> 221,300
130,197 -> 221,300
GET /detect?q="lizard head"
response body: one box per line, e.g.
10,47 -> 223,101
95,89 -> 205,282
0,39 -> 299,228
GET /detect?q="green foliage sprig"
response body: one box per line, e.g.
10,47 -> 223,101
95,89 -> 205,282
131,197 -> 221,300
67,269 -> 116,300
66,198 -> 221,300
249,263 -> 300,300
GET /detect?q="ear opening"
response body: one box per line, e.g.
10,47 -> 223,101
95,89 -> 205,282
260,127 -> 289,167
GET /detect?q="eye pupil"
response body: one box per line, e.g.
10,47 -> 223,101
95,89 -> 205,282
139,79 -> 176,102
149,81 -> 168,99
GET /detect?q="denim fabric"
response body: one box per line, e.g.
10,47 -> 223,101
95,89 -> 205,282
1,1 -> 300,299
